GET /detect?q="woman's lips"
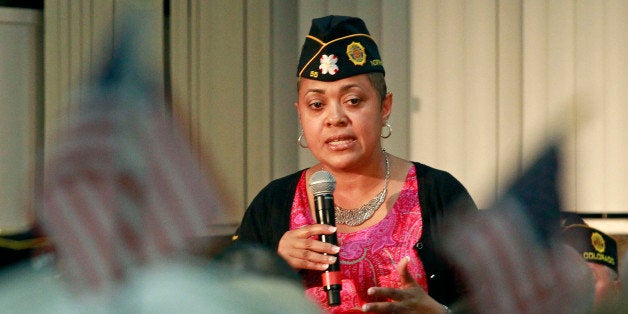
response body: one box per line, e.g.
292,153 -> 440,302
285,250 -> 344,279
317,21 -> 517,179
326,136 -> 356,150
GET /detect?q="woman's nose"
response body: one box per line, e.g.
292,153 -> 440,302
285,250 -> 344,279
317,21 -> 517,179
325,103 -> 347,126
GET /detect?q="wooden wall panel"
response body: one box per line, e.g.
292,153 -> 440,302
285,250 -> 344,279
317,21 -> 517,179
44,0 -> 70,149
521,0 -> 549,164
169,0 -> 277,222
575,1 -> 607,213
546,0 -> 577,215
381,1 -> 410,160
196,1 -> 245,220
270,0 -> 299,181
410,0 -> 438,165
435,1 -> 467,182
496,0 -> 522,196
245,0 -> 272,205
603,0 -> 628,215
410,1 -> 489,205
463,0 -> 497,207
169,0 -> 191,133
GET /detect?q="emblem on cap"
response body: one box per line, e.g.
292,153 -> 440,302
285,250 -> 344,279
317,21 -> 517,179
591,232 -> 605,253
346,42 -> 366,66
319,54 -> 339,75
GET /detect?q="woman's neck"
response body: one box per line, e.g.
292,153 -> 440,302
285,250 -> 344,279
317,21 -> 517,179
324,153 -> 389,209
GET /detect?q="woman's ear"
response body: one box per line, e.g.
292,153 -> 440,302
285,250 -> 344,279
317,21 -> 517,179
294,101 -> 301,121
381,92 -> 393,122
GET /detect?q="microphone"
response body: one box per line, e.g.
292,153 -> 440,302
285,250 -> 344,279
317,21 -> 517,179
309,170 -> 341,306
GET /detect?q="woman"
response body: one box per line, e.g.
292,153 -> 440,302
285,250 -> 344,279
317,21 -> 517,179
234,15 -> 477,313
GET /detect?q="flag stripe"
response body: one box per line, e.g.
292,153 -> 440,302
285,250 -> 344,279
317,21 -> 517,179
48,186 -> 109,288
145,115 -> 212,233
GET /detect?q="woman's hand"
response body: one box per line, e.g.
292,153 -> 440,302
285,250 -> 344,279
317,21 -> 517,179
277,224 -> 340,271
361,256 -> 447,314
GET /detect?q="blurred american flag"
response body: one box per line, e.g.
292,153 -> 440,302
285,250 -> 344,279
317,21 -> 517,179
443,144 -> 595,313
40,23 -> 226,293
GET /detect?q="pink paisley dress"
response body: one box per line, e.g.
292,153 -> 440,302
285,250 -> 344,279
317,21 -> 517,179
290,166 -> 428,313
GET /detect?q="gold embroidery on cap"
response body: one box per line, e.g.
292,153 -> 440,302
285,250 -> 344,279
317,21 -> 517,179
346,42 -> 366,66
591,232 -> 605,253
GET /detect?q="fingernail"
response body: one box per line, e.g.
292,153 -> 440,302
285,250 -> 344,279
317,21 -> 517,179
331,245 -> 340,253
367,287 -> 375,295
328,256 -> 337,263
362,304 -> 370,312
329,226 -> 337,232
320,263 -> 329,270
405,255 -> 411,262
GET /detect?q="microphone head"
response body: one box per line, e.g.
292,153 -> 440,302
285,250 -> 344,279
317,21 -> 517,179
309,170 -> 336,196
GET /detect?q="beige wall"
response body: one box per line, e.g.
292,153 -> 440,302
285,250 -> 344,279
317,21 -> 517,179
4,0 -> 622,235
409,0 -> 627,217
0,8 -> 42,234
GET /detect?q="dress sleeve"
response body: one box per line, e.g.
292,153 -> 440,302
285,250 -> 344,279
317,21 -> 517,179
233,171 -> 303,251
233,185 -> 272,245
413,162 -> 478,306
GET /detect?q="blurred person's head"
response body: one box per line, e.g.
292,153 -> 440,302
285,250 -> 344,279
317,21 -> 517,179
561,222 -> 621,306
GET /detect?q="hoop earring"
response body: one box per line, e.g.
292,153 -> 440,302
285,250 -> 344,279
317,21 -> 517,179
381,122 -> 392,139
298,131 -> 308,148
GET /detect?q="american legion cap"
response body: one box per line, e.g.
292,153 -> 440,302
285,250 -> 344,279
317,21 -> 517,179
561,224 -> 618,273
297,15 -> 385,81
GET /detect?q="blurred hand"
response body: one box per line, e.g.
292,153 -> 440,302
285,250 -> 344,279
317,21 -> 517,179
277,224 -> 340,271
362,256 -> 446,314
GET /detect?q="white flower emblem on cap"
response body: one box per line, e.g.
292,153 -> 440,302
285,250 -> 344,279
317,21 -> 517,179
319,54 -> 339,75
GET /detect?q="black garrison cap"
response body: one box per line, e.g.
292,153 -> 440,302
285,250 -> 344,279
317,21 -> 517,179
561,224 -> 618,273
297,15 -> 385,81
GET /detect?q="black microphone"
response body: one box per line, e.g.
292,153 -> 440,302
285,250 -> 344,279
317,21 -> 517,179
309,170 -> 341,306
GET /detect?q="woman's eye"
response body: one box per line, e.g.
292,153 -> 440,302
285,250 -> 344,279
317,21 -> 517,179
309,101 -> 323,109
346,98 -> 361,106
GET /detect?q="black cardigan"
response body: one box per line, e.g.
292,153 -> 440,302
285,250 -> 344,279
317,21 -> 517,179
233,162 -> 477,306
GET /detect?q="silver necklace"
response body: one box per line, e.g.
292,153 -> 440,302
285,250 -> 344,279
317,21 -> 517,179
334,152 -> 390,226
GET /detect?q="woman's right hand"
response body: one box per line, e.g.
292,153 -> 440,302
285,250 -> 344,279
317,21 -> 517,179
277,224 -> 341,271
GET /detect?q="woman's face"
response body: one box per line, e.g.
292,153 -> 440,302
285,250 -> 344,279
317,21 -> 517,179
295,74 -> 392,170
